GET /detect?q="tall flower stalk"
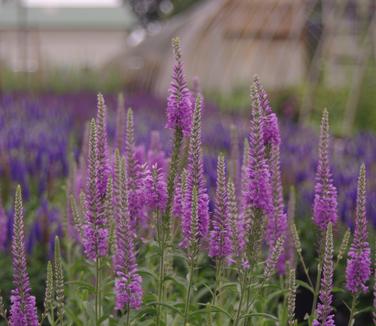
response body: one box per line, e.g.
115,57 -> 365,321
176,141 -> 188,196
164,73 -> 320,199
9,185 -> 39,326
54,237 -> 64,326
313,109 -> 337,231
113,150 -> 143,319
313,223 -> 335,326
312,109 -> 338,316
209,154 -> 232,308
183,186 -> 200,325
156,37 -> 193,325
346,164 -> 371,326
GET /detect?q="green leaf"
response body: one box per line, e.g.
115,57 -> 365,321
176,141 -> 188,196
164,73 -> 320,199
217,282 -> 238,294
296,280 -> 314,294
207,304 -> 232,319
66,280 -> 95,292
354,306 -> 373,316
138,268 -> 158,282
144,301 -> 183,316
240,312 -> 278,321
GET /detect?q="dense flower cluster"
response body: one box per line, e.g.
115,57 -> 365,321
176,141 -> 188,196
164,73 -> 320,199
166,37 -> 193,136
313,109 -> 338,231
346,164 -> 371,294
0,39 -> 375,326
313,223 -> 335,326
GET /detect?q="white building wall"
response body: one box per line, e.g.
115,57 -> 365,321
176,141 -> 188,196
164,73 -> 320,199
0,28 -> 128,71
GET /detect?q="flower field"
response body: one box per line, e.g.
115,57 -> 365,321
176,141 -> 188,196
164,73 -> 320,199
0,39 -> 375,325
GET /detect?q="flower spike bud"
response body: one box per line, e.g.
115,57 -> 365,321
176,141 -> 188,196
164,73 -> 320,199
346,164 -> 371,294
336,228 -> 351,264
115,92 -> 126,153
264,235 -> 285,280
9,185 -> 38,326
228,179 -> 246,264
287,267 -> 297,325
54,236 -> 64,325
243,82 -> 273,218
313,109 -> 338,230
83,118 -> 108,260
313,223 -> 335,326
126,108 -> 146,229
166,37 -> 193,136
209,154 -> 232,259
253,75 -> 281,147
181,95 -> 209,248
113,155 -> 143,310
43,261 -> 54,319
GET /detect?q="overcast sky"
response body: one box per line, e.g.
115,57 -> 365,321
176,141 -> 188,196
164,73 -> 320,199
24,0 -> 121,6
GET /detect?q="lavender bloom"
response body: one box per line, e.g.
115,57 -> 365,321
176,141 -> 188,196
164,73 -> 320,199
125,108 -> 147,229
82,119 -> 108,260
113,151 -> 143,310
96,94 -> 110,198
228,179 -> 246,264
144,164 -> 167,211
267,143 -> 288,274
115,93 -> 126,153
346,164 -> 371,294
254,75 -> 280,147
313,223 -> 335,326
243,84 -> 273,218
181,96 -> 209,248
313,109 -> 338,230
209,154 -> 232,259
95,94 -> 110,250
9,186 -> 38,326
166,37 -> 193,136
266,141 -> 287,246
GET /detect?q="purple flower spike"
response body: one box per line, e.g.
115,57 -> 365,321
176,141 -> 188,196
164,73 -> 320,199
346,164 -> 371,294
125,108 -> 147,229
313,109 -> 338,231
144,164 -> 167,211
209,154 -> 232,259
313,223 -> 335,326
113,151 -> 143,310
96,93 -> 110,200
181,96 -> 209,248
228,179 -> 246,265
254,75 -> 280,147
9,186 -> 38,326
83,119 -> 108,260
115,93 -> 126,153
267,143 -> 288,274
166,37 -> 193,136
243,83 -> 273,218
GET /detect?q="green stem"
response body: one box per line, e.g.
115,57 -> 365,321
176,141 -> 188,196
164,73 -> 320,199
156,128 -> 183,325
233,271 -> 247,326
126,303 -> 131,326
298,251 -> 314,288
95,257 -> 101,325
212,258 -> 223,306
208,258 -> 223,325
156,240 -> 165,326
183,258 -> 195,325
347,295 -> 357,326
311,262 -> 322,317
